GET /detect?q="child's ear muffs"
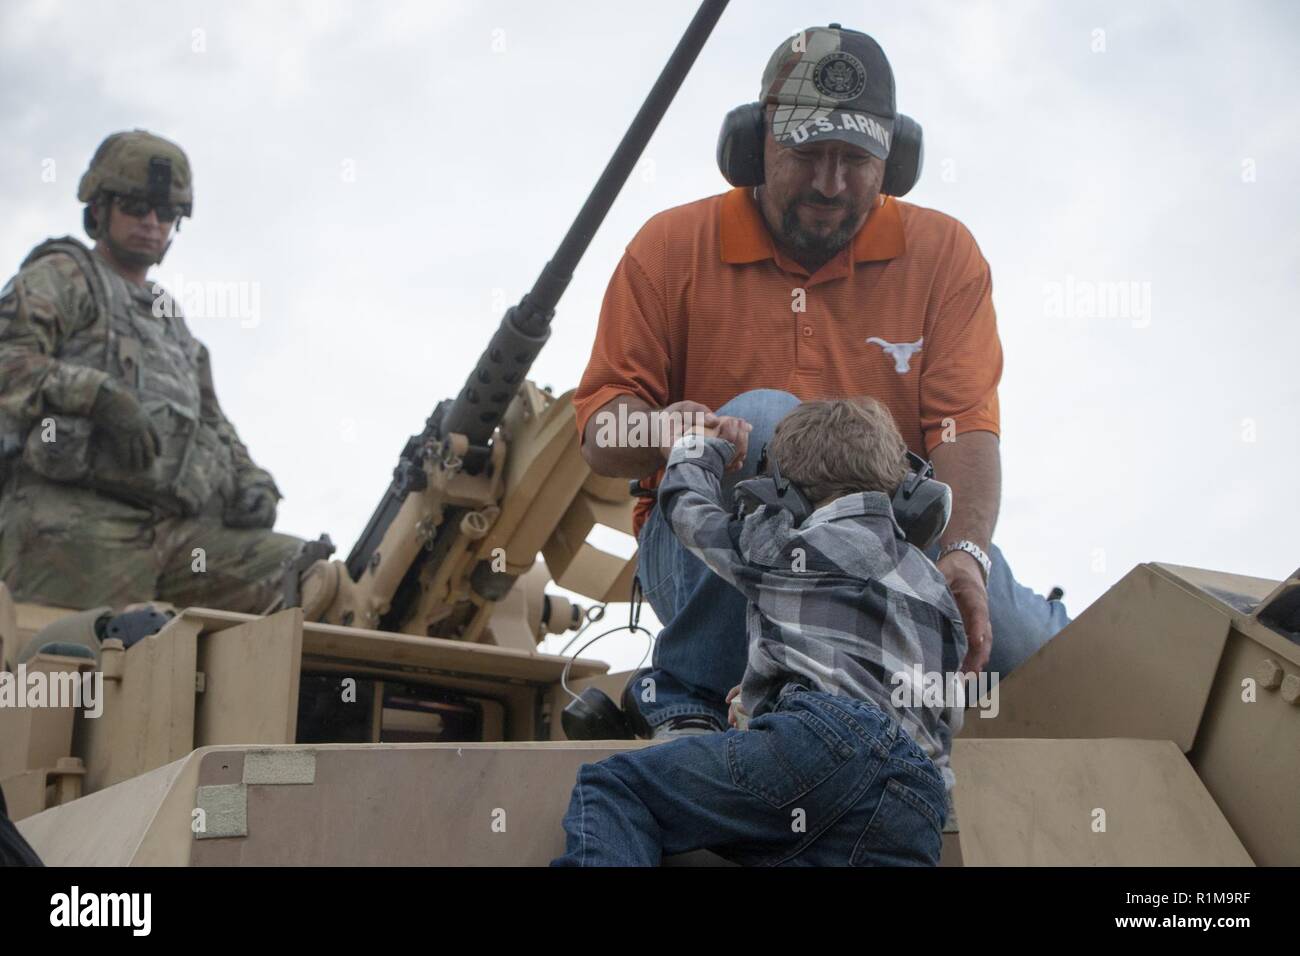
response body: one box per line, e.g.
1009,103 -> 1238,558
733,444 -> 818,528
735,445 -> 951,549
716,102 -> 924,197
891,451 -> 952,551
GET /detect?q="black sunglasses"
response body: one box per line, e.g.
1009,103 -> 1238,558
111,194 -> 186,223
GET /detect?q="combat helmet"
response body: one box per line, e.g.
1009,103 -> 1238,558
78,129 -> 193,239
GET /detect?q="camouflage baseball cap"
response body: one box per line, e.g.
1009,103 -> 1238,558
760,24 -> 896,160
76,129 -> 193,211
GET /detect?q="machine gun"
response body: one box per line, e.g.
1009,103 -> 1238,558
284,0 -> 731,648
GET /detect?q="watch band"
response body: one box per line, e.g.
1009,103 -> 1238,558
938,540 -> 991,584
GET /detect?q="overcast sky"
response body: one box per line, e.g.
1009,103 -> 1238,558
2,0 -> 1297,671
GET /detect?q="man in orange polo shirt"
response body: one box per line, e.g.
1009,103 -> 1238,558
574,24 -> 1069,736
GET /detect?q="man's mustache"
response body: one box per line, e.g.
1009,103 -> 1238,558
790,194 -> 852,211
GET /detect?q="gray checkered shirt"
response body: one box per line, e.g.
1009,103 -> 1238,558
658,434 -> 968,786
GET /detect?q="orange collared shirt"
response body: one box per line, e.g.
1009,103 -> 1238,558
574,187 -> 1003,538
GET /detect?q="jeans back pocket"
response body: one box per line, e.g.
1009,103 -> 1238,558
727,707 -> 855,808
851,776 -> 945,866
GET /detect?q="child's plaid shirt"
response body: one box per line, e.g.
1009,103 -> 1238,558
658,433 -> 968,786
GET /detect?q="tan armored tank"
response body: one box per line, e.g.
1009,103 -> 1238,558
4,558 -> 1299,866
2,0 -> 1297,866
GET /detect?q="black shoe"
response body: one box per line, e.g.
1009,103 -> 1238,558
652,714 -> 726,738
1047,586 -> 1065,602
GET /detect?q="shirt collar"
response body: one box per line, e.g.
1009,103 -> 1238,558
804,490 -> 904,537
720,186 -> 905,269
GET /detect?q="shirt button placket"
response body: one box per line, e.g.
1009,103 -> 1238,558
797,296 -> 815,371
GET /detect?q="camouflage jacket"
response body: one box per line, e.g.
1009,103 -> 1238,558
0,236 -> 278,516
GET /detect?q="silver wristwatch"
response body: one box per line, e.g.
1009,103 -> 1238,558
938,540 -> 991,584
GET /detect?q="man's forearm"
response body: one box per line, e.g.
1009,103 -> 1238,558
580,394 -> 667,478
929,430 -> 1001,552
0,347 -> 110,423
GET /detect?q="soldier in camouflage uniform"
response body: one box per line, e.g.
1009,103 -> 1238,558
0,129 -> 304,613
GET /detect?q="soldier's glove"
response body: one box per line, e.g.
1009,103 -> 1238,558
223,484 -> 278,529
90,381 -> 162,472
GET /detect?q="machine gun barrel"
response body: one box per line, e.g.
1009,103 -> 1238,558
346,0 -> 729,581
442,0 -> 731,450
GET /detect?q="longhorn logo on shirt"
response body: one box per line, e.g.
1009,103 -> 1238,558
867,337 -> 923,373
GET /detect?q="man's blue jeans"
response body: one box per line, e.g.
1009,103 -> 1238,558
635,388 -> 1072,730
552,684 -> 946,866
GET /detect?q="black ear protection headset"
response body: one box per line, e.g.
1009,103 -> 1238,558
734,445 -> 952,551
559,579 -> 656,741
716,102 -> 924,197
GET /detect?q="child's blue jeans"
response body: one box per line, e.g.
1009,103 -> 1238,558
551,684 -> 947,867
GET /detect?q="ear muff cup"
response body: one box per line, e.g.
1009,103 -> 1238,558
716,101 -> 924,197
561,688 -> 635,741
716,102 -> 766,188
891,473 -> 951,550
559,666 -> 655,740
890,452 -> 952,551
881,113 -> 923,198
83,204 -> 100,240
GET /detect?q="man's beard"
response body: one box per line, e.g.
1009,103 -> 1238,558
780,194 -> 863,261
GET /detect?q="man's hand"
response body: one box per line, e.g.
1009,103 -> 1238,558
223,485 -> 278,529
938,551 -> 992,674
660,401 -> 749,473
657,400 -> 716,455
90,381 -> 162,472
